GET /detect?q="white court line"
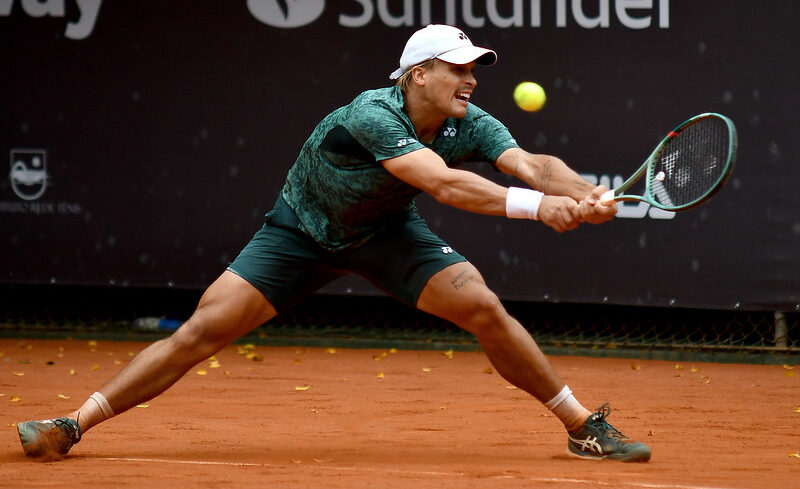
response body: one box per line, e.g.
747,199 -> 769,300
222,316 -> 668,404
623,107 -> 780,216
97,457 -> 740,489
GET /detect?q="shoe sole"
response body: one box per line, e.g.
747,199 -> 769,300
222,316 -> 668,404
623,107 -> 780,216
566,447 -> 651,463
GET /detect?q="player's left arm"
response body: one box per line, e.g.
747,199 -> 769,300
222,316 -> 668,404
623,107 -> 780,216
495,147 -> 617,224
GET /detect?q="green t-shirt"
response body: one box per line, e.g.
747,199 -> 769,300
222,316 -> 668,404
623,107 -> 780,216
280,85 -> 518,251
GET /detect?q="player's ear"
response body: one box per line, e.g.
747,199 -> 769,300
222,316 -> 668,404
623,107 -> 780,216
410,64 -> 428,86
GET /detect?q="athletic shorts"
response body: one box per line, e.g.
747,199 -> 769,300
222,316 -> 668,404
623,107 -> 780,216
227,196 -> 466,312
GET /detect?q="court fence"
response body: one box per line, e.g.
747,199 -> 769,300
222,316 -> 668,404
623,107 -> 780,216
0,285 -> 796,365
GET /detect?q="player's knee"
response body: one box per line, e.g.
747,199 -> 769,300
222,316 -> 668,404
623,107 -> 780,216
460,291 -> 508,337
167,313 -> 229,361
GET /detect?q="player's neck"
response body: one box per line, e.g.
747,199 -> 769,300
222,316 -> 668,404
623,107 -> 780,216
404,90 -> 447,144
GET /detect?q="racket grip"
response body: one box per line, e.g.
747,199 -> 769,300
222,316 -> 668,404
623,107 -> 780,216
599,189 -> 616,205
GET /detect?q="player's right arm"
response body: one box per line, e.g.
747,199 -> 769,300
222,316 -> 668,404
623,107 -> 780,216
382,148 -> 583,233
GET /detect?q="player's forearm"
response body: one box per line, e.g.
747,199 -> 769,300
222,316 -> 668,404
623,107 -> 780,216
498,149 -> 594,201
427,169 -> 508,216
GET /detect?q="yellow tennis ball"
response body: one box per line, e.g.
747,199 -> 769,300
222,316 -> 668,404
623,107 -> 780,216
513,82 -> 546,112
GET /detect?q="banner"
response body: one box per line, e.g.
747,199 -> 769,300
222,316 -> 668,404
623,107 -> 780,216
2,1 -> 798,311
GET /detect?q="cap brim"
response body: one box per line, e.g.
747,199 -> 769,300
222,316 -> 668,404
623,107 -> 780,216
436,46 -> 497,66
389,67 -> 406,80
388,46 -> 497,80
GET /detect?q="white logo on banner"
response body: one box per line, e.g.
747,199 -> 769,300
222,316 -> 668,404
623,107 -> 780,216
247,1 -> 670,29
580,173 -> 675,220
1,148 -> 84,216
246,0 -> 325,28
9,149 -> 48,201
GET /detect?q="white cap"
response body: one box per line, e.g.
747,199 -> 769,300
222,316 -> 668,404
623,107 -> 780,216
389,24 -> 497,80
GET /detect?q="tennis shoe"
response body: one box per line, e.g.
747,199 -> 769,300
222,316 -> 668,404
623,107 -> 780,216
17,417 -> 82,459
567,404 -> 650,462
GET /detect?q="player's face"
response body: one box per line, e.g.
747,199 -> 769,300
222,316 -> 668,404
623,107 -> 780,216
423,60 -> 477,119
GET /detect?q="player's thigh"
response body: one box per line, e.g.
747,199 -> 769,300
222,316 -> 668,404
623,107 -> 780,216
416,261 -> 507,335
170,270 -> 278,357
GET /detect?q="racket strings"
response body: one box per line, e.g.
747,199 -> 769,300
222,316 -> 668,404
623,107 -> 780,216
649,117 -> 729,208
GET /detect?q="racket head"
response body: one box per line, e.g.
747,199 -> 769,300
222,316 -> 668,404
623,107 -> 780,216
613,113 -> 737,211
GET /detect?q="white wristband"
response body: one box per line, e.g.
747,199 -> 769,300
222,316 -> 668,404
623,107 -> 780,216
506,187 -> 544,220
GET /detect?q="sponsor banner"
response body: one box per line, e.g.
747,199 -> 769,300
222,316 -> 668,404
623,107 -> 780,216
1,2 -> 798,310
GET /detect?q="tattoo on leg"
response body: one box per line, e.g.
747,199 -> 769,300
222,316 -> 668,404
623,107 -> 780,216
451,271 -> 475,290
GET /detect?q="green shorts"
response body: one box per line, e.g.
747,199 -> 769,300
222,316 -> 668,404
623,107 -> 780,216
227,196 -> 466,312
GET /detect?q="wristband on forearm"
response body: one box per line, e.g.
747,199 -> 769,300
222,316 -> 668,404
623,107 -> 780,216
505,187 -> 544,220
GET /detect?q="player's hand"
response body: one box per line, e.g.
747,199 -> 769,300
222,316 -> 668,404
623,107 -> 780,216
579,185 -> 617,224
538,195 -> 583,233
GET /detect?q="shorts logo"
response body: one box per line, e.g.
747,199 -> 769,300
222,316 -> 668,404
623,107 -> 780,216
442,127 -> 457,137
396,137 -> 417,147
441,246 -> 453,254
10,149 -> 48,201
246,0 -> 325,28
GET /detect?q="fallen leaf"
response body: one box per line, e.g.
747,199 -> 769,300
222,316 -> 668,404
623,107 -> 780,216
389,348 -> 397,354
88,340 -> 98,347
196,369 -> 207,375
376,372 -> 384,379
295,385 -> 310,391
69,369 -> 76,376
790,452 -> 800,458
57,394 -> 71,399
505,385 -> 518,390
114,360 -> 123,365
421,367 -> 432,372
326,348 -> 337,354
442,349 -> 454,359
783,364 -> 795,370
482,367 -> 493,374
794,407 -> 800,413
136,404 -> 149,408
91,364 -> 100,371
10,394 -> 21,402
631,364 -> 641,371
13,372 -> 24,376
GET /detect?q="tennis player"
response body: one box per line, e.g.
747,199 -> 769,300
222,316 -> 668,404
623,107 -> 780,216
18,25 -> 650,463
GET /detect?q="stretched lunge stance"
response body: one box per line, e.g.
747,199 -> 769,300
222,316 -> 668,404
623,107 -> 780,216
18,25 -> 650,463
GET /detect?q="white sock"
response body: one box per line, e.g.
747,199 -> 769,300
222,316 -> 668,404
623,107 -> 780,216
544,385 -> 586,431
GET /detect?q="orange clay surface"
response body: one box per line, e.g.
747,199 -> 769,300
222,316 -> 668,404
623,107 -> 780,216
1,338 -> 798,489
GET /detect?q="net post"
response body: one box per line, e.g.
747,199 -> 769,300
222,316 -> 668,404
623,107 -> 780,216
774,311 -> 788,349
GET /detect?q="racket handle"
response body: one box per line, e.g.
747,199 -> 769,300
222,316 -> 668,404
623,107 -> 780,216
599,189 -> 616,205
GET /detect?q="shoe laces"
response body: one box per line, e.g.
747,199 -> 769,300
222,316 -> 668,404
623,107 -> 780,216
53,418 -> 81,443
589,403 -> 627,441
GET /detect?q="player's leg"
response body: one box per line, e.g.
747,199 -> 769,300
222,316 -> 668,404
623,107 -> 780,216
416,261 -> 590,429
16,271 -> 277,458
417,262 -> 651,462
71,270 -> 277,431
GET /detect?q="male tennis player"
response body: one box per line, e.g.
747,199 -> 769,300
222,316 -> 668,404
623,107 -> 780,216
18,25 -> 650,463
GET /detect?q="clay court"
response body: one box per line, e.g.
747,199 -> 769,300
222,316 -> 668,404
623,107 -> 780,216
2,338 -> 797,488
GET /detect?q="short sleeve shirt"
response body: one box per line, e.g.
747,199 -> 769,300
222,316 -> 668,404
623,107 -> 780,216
280,86 -> 518,251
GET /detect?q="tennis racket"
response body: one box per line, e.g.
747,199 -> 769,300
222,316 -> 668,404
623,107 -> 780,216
600,113 -> 737,211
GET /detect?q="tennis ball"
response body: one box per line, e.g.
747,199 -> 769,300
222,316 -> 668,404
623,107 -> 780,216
513,81 -> 546,112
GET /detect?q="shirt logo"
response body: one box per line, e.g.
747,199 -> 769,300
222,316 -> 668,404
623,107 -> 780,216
442,246 -> 454,254
397,138 -> 417,147
442,127 -> 457,137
